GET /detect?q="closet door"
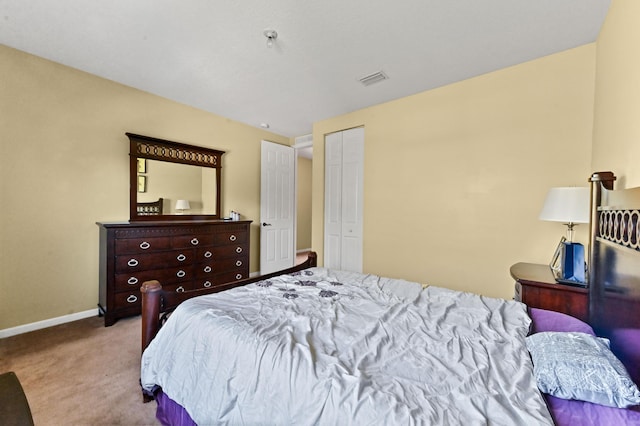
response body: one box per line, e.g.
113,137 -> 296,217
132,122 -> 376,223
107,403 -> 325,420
324,127 -> 364,272
324,132 -> 343,270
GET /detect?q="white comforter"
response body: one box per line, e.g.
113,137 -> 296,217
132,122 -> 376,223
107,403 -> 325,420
141,268 -> 553,425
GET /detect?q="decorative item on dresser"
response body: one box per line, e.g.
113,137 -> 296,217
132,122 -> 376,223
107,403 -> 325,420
511,262 -> 588,322
97,220 -> 251,326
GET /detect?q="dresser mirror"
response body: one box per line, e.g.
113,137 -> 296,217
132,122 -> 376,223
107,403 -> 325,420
128,133 -> 224,221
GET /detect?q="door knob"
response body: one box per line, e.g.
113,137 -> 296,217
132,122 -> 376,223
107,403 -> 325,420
262,222 -> 272,226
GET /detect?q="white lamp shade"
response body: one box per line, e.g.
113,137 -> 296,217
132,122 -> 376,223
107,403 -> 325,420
539,187 -> 590,224
175,199 -> 191,210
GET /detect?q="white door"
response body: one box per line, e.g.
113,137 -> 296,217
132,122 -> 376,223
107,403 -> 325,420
324,132 -> 343,269
324,127 -> 364,272
260,140 -> 295,274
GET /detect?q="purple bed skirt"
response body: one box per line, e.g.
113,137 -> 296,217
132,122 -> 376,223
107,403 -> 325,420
155,390 -> 196,426
152,308 -> 640,425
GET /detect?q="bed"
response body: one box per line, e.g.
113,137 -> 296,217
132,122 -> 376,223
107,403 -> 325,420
139,171 -> 640,425
137,198 -> 164,216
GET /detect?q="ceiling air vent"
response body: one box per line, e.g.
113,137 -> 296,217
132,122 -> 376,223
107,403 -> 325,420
359,71 -> 388,87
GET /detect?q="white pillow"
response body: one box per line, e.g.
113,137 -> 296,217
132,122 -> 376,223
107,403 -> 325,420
526,332 -> 640,408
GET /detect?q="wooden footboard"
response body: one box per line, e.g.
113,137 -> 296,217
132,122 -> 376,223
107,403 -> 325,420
140,252 -> 317,356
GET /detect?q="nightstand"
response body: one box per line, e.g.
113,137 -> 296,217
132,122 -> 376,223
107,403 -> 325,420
510,262 -> 588,322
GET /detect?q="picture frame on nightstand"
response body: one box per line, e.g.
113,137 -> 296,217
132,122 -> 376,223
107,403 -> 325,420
549,236 -> 566,277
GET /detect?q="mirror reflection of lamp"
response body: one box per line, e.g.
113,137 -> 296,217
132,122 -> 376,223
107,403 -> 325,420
175,199 -> 191,215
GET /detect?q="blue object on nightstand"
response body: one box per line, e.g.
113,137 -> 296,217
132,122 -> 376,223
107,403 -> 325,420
559,242 -> 586,285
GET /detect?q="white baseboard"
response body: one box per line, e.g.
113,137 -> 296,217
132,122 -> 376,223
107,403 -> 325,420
0,308 -> 99,339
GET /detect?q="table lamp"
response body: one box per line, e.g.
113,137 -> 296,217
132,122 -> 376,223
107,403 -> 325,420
538,187 -> 590,284
175,199 -> 191,214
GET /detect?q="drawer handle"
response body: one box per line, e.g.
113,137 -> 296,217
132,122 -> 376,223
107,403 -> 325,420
177,254 -> 187,262
127,277 -> 139,285
176,286 -> 185,293
235,273 -> 243,280
126,295 -> 138,303
190,238 -> 199,246
176,270 -> 186,278
229,235 -> 237,242
203,281 -> 212,288
235,247 -> 242,253
127,258 -> 139,267
235,260 -> 243,267
204,266 -> 212,273
139,241 -> 151,250
204,251 -> 212,258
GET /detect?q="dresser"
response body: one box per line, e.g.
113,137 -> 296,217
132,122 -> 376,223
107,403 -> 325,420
510,262 -> 588,322
97,220 -> 251,326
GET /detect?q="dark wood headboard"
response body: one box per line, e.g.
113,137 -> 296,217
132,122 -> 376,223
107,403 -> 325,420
588,171 -> 640,383
136,198 -> 163,216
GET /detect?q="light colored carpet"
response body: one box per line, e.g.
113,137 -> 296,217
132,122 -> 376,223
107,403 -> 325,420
1,254 -> 314,425
0,315 -> 158,425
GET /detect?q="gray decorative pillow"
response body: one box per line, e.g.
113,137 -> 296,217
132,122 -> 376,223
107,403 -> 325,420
526,331 -> 640,408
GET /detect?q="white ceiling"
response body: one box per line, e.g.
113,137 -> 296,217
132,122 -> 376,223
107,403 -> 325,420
1,0 -> 610,138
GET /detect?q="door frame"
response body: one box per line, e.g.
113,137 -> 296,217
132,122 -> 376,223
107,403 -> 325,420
293,135 -> 313,256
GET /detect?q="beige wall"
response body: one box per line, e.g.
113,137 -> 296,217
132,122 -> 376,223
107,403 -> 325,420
8,4 -> 637,329
296,157 -> 313,250
0,45 -> 289,329
592,0 -> 640,188
312,45 -> 596,299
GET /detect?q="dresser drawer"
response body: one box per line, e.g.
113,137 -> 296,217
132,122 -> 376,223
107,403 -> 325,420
167,225 -> 241,247
194,256 -> 247,278
114,267 -> 193,292
171,234 -> 216,249
193,277 -> 219,290
115,250 -> 195,273
167,282 -> 193,293
192,272 -> 247,289
212,270 -> 249,284
215,256 -> 249,271
113,291 -> 142,309
113,282 -> 194,309
114,236 -> 172,254
214,229 -> 248,245
196,243 -> 248,260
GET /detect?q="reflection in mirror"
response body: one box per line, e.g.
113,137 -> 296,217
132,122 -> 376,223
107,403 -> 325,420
136,160 -> 217,215
128,133 -> 224,221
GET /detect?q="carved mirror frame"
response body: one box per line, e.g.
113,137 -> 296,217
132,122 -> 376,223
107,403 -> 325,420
128,133 -> 224,221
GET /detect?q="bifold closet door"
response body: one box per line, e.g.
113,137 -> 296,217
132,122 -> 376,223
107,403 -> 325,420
324,127 -> 364,272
